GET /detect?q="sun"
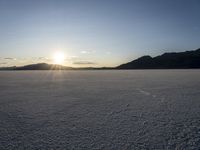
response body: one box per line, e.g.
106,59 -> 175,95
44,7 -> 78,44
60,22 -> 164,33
53,52 -> 65,65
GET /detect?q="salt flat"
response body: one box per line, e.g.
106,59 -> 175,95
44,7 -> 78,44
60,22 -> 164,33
0,70 -> 200,150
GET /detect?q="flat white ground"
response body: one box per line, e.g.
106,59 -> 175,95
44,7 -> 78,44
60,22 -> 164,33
0,70 -> 200,150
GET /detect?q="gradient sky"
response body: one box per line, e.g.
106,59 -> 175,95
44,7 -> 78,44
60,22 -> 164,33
0,0 -> 200,67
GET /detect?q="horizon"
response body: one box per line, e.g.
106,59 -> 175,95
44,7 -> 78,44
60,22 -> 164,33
1,47 -> 200,68
0,0 -> 200,67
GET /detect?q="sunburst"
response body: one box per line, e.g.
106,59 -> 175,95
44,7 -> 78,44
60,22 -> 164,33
53,52 -> 65,65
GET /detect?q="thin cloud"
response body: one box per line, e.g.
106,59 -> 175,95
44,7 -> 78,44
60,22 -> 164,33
81,51 -> 88,54
4,57 -> 16,60
80,50 -> 95,54
38,57 -> 45,60
37,57 -> 50,61
65,56 -> 79,61
73,61 -> 97,65
0,62 -> 7,65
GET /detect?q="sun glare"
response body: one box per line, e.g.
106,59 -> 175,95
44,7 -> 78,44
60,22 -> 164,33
53,52 -> 65,65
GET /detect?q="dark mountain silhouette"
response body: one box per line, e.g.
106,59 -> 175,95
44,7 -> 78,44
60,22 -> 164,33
117,48 -> 200,69
0,63 -> 73,70
15,63 -> 73,70
1,48 -> 200,70
0,63 -> 112,70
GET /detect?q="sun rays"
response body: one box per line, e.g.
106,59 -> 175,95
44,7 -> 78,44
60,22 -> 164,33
53,52 -> 65,65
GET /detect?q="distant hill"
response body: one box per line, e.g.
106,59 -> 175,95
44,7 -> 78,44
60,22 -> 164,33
117,48 -> 200,69
16,63 -> 73,70
0,63 -> 112,70
1,49 -> 200,70
0,63 -> 73,70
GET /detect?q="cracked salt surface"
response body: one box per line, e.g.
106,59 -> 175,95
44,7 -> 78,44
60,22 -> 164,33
0,70 -> 200,149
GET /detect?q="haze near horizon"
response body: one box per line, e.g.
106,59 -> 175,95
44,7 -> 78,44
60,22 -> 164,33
0,0 -> 200,67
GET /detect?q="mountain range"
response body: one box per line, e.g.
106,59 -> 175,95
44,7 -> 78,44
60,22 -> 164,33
1,48 -> 200,70
117,48 -> 200,69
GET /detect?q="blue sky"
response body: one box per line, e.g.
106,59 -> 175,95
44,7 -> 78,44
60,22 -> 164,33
0,0 -> 200,67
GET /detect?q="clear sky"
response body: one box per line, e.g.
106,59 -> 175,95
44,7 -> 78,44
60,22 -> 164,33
0,0 -> 200,67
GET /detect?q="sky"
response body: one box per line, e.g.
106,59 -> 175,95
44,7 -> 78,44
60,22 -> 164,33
0,0 -> 200,67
